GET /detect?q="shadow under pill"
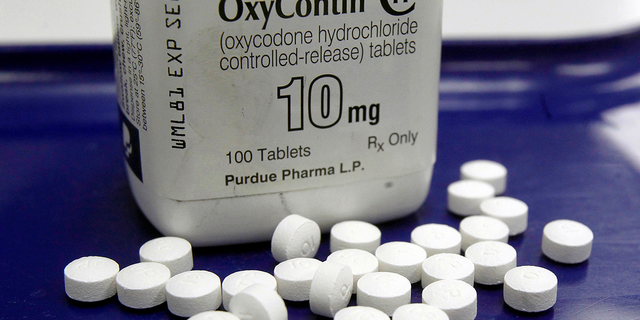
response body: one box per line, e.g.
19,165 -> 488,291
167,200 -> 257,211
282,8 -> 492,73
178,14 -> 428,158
475,282 -> 503,293
66,295 -> 117,308
501,301 -> 556,319
117,302 -> 168,315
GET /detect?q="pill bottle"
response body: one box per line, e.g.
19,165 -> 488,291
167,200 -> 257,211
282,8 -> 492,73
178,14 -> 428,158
112,0 -> 442,246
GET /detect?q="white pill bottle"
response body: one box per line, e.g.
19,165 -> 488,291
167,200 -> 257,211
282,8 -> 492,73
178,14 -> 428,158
112,0 -> 442,246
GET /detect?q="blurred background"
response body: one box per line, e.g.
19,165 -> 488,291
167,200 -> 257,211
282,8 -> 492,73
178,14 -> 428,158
2,0 -> 640,45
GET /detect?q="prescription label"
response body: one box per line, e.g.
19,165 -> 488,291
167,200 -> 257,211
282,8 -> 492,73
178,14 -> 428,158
113,0 -> 441,201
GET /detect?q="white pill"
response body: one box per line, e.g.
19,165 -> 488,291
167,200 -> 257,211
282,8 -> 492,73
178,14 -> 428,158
480,197 -> 528,236
542,219 -> 594,264
464,241 -> 517,285
422,280 -> 477,320
330,220 -> 381,254
411,223 -> 462,256
271,214 -> 321,262
222,270 -> 277,310
139,236 -> 193,276
503,266 -> 557,312
459,215 -> 509,251
447,180 -> 496,216
273,258 -> 321,301
188,311 -> 241,320
166,270 -> 222,317
309,261 -> 353,318
228,284 -> 287,320
375,241 -> 427,283
392,303 -> 450,320
64,256 -> 119,302
326,249 -> 378,293
356,272 -> 411,316
335,306 -> 390,320
116,262 -> 171,309
421,253 -> 474,288
460,159 -> 507,195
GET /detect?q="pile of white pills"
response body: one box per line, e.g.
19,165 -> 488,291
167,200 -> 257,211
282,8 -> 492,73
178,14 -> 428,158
64,160 -> 594,318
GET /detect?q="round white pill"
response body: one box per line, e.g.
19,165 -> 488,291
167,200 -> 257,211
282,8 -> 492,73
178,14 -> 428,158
542,219 -> 594,264
421,253 -> 474,288
392,303 -> 450,320
64,256 -> 119,302
422,279 -> 477,320
480,197 -> 528,236
116,262 -> 171,309
139,236 -> 193,276
166,270 -> 222,317
271,214 -> 321,262
356,272 -> 411,316
222,270 -> 277,310
464,241 -> 517,285
309,261 -> 353,318
273,258 -> 322,301
460,159 -> 507,195
375,241 -> 427,283
447,180 -> 496,216
459,215 -> 509,251
503,266 -> 557,312
326,249 -> 378,293
228,284 -> 287,320
188,311 -> 241,320
411,223 -> 462,256
335,306 -> 390,320
330,220 -> 381,253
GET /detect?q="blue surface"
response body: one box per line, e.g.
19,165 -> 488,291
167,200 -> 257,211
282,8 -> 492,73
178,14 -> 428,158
2,33 -> 640,319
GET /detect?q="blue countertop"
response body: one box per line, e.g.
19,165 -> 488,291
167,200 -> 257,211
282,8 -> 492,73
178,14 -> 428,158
1,33 -> 640,319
